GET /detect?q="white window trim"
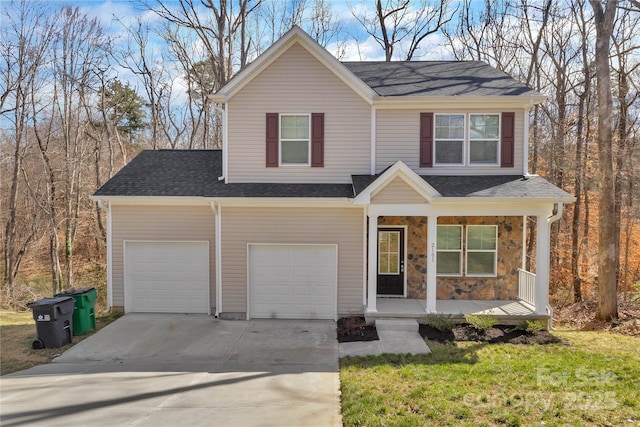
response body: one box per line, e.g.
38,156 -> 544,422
465,225 -> 498,277
279,113 -> 311,166
434,113 -> 465,167
436,224 -> 463,277
468,113 -> 501,166
432,113 -> 502,167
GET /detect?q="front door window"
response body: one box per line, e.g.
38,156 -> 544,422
377,228 -> 404,296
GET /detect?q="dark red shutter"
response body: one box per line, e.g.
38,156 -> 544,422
266,113 -> 279,167
501,112 -> 515,168
311,113 -> 324,167
420,112 -> 433,167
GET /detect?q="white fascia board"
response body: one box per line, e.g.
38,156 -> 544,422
372,95 -> 546,109
210,197 -> 358,208
353,160 -> 441,205
210,27 -> 375,104
367,200 -> 555,217
90,196 -> 213,206
432,195 -> 576,204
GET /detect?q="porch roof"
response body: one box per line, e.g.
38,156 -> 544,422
351,173 -> 573,201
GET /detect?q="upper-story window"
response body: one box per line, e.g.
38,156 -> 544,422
280,114 -> 310,165
434,113 -> 500,166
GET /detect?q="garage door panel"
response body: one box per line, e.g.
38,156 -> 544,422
248,245 -> 336,319
125,242 -> 209,314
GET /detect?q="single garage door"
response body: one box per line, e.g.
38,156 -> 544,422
124,241 -> 209,313
248,244 -> 337,319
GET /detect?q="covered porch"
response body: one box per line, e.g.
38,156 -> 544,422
351,162 -> 571,322
365,269 -> 546,323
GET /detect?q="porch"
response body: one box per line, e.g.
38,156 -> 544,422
365,269 -> 548,323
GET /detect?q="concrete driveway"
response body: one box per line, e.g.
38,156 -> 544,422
0,314 -> 342,427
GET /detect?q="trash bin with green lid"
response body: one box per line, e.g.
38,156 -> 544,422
55,287 -> 97,335
27,296 -> 74,349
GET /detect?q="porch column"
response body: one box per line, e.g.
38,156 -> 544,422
534,216 -> 551,315
426,216 -> 437,313
366,214 -> 378,313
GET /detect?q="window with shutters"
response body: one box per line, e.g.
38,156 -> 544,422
280,114 -> 310,165
433,113 -> 501,166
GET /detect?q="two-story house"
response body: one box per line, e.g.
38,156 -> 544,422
93,27 -> 574,323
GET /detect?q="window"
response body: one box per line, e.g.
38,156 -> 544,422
280,114 -> 310,165
435,114 -> 464,164
433,113 -> 500,166
469,114 -> 499,164
436,225 -> 462,276
378,231 -> 400,274
466,225 -> 497,276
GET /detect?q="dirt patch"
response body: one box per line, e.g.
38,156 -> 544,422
553,298 -> 640,338
337,317 -> 379,343
418,323 -> 562,345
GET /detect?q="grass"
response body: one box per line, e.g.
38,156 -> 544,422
340,331 -> 640,426
0,308 -> 121,376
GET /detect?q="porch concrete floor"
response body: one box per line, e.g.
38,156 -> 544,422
368,298 -> 540,321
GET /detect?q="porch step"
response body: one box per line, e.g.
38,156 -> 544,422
374,319 -> 419,332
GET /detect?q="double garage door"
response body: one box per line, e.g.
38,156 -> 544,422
125,242 -> 337,319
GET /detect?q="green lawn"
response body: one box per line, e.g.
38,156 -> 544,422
340,331 -> 640,426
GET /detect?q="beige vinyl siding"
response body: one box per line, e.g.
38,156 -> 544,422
111,205 -> 215,310
221,207 -> 364,316
227,43 -> 371,183
376,108 -> 525,175
371,177 -> 426,204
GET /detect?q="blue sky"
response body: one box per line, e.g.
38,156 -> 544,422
43,0 -> 453,62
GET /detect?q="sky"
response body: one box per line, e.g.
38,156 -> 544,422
1,0 -> 455,110
42,0 -> 454,62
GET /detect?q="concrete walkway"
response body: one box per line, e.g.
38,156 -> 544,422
338,319 -> 431,357
0,314 -> 342,427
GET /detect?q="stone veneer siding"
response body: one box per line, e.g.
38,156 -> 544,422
437,216 -> 523,300
376,216 -> 523,300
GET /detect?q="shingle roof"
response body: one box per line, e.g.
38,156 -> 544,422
342,61 -> 538,97
95,150 -> 571,201
93,150 -> 353,198
352,174 -> 573,200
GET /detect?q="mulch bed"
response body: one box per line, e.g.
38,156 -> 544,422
418,323 -> 562,344
337,317 -> 379,343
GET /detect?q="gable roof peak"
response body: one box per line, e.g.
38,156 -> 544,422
210,26 -> 375,103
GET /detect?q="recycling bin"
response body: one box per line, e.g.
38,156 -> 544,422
55,287 -> 97,335
27,296 -> 74,349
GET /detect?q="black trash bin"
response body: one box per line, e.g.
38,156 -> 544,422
27,296 -> 74,349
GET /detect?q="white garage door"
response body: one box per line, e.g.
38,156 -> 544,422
248,244 -> 337,320
125,241 -> 209,313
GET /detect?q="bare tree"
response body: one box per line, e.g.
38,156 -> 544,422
351,0 -> 454,61
589,0 -> 619,321
49,6 -> 110,289
611,5 -> 640,301
570,0 -> 595,302
1,1 -> 53,298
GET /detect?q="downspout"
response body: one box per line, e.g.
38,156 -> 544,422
211,201 -> 222,318
523,104 -> 531,176
97,200 -> 112,314
212,104 -> 227,182
546,202 -> 563,331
